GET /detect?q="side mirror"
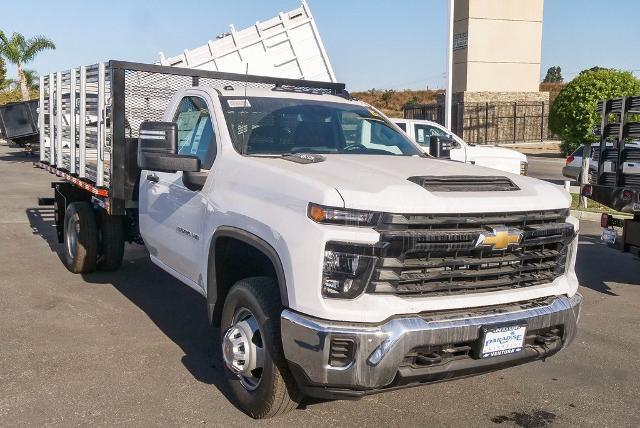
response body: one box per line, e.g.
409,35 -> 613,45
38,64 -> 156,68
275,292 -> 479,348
429,135 -> 457,158
137,121 -> 200,173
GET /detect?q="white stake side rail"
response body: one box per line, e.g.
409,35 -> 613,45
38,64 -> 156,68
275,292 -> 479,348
38,64 -> 111,197
35,60 -> 347,215
158,0 -> 336,83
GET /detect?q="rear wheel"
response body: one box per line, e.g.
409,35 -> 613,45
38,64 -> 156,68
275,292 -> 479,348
221,277 -> 302,418
63,202 -> 98,273
97,209 -> 125,271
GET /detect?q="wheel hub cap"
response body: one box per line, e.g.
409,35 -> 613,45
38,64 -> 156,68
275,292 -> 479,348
222,309 -> 264,390
65,214 -> 79,259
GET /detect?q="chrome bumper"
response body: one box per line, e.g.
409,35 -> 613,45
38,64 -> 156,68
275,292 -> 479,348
281,294 -> 582,395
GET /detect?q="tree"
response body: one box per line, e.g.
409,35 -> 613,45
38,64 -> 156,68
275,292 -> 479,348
579,66 -> 609,76
0,31 -> 55,101
0,57 -> 7,90
543,66 -> 563,83
549,69 -> 640,154
380,89 -> 395,107
21,69 -> 38,91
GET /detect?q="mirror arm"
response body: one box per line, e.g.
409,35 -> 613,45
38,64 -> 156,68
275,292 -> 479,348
183,171 -> 208,191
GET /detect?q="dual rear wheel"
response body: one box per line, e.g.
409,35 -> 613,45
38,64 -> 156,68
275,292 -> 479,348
62,201 -> 124,273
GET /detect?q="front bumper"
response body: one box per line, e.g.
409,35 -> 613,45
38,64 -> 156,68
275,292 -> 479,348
281,293 -> 582,399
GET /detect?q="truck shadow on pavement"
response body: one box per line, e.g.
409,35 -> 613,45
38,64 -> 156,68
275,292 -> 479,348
0,143 -> 37,162
25,206 -> 240,409
575,233 -> 639,296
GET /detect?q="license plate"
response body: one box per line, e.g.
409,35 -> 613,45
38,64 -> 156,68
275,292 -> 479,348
480,325 -> 526,358
601,228 -> 617,245
633,202 -> 640,212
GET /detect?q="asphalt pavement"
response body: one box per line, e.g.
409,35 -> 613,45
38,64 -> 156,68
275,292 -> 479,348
1,143 -> 638,427
526,155 -> 570,184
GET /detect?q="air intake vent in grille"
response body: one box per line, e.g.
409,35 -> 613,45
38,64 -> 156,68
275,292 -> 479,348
329,338 -> 355,368
369,209 -> 573,296
408,176 -> 519,192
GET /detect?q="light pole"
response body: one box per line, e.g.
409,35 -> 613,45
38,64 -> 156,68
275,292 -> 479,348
445,0 -> 454,130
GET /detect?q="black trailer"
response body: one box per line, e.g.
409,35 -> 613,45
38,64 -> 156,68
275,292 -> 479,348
0,99 -> 39,147
583,95 -> 640,254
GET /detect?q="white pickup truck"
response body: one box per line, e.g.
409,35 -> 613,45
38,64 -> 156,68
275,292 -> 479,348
393,118 -> 529,176
36,61 -> 581,419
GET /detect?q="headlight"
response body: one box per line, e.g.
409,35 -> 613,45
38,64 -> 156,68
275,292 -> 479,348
308,203 -> 380,227
322,245 -> 377,298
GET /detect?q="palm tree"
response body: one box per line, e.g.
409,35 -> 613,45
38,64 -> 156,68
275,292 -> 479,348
0,57 -> 7,90
5,69 -> 39,92
0,31 -> 55,101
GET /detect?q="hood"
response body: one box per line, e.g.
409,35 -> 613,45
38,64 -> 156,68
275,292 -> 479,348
252,154 -> 569,214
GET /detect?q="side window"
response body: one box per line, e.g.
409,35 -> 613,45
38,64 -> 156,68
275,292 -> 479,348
173,96 -> 217,169
395,122 -> 407,131
414,124 -> 447,145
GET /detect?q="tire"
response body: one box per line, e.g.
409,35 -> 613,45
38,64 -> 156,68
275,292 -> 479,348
63,202 -> 98,273
97,209 -> 125,271
221,277 -> 302,419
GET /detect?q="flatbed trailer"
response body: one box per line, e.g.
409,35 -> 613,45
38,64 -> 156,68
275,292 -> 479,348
583,95 -> 640,254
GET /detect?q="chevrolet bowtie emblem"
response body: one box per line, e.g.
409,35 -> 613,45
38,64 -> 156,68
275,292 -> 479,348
476,226 -> 523,250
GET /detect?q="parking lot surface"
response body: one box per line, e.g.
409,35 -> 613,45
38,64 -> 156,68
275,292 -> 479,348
0,143 -> 638,427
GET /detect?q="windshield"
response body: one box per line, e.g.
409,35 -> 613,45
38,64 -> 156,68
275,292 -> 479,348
221,96 -> 422,156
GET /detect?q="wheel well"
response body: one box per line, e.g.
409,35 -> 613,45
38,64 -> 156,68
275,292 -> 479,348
210,236 -> 279,326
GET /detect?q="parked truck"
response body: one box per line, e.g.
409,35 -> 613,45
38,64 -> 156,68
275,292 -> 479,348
36,60 -> 582,418
582,96 -> 640,255
392,117 -> 529,176
0,99 -> 39,153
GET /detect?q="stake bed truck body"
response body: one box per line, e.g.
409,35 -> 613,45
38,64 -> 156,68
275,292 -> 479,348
36,60 -> 582,419
583,96 -> 640,255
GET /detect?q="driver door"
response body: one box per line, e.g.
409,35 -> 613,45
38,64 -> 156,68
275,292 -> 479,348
139,93 -> 218,287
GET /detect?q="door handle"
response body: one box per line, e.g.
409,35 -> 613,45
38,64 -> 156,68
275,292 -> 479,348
146,173 -> 159,183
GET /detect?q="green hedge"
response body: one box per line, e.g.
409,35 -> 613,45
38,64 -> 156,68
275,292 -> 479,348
549,69 -> 640,154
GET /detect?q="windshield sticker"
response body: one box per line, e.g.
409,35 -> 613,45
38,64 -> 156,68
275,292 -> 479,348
228,99 -> 251,108
417,128 -> 425,143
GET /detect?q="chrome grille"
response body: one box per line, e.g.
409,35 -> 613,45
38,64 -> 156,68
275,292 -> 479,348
369,209 -> 573,296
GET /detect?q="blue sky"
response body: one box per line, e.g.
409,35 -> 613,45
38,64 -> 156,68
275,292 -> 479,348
0,0 -> 638,91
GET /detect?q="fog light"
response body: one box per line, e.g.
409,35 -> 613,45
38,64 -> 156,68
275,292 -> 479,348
323,278 -> 354,295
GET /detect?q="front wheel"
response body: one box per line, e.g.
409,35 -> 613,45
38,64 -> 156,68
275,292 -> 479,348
220,277 -> 302,418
